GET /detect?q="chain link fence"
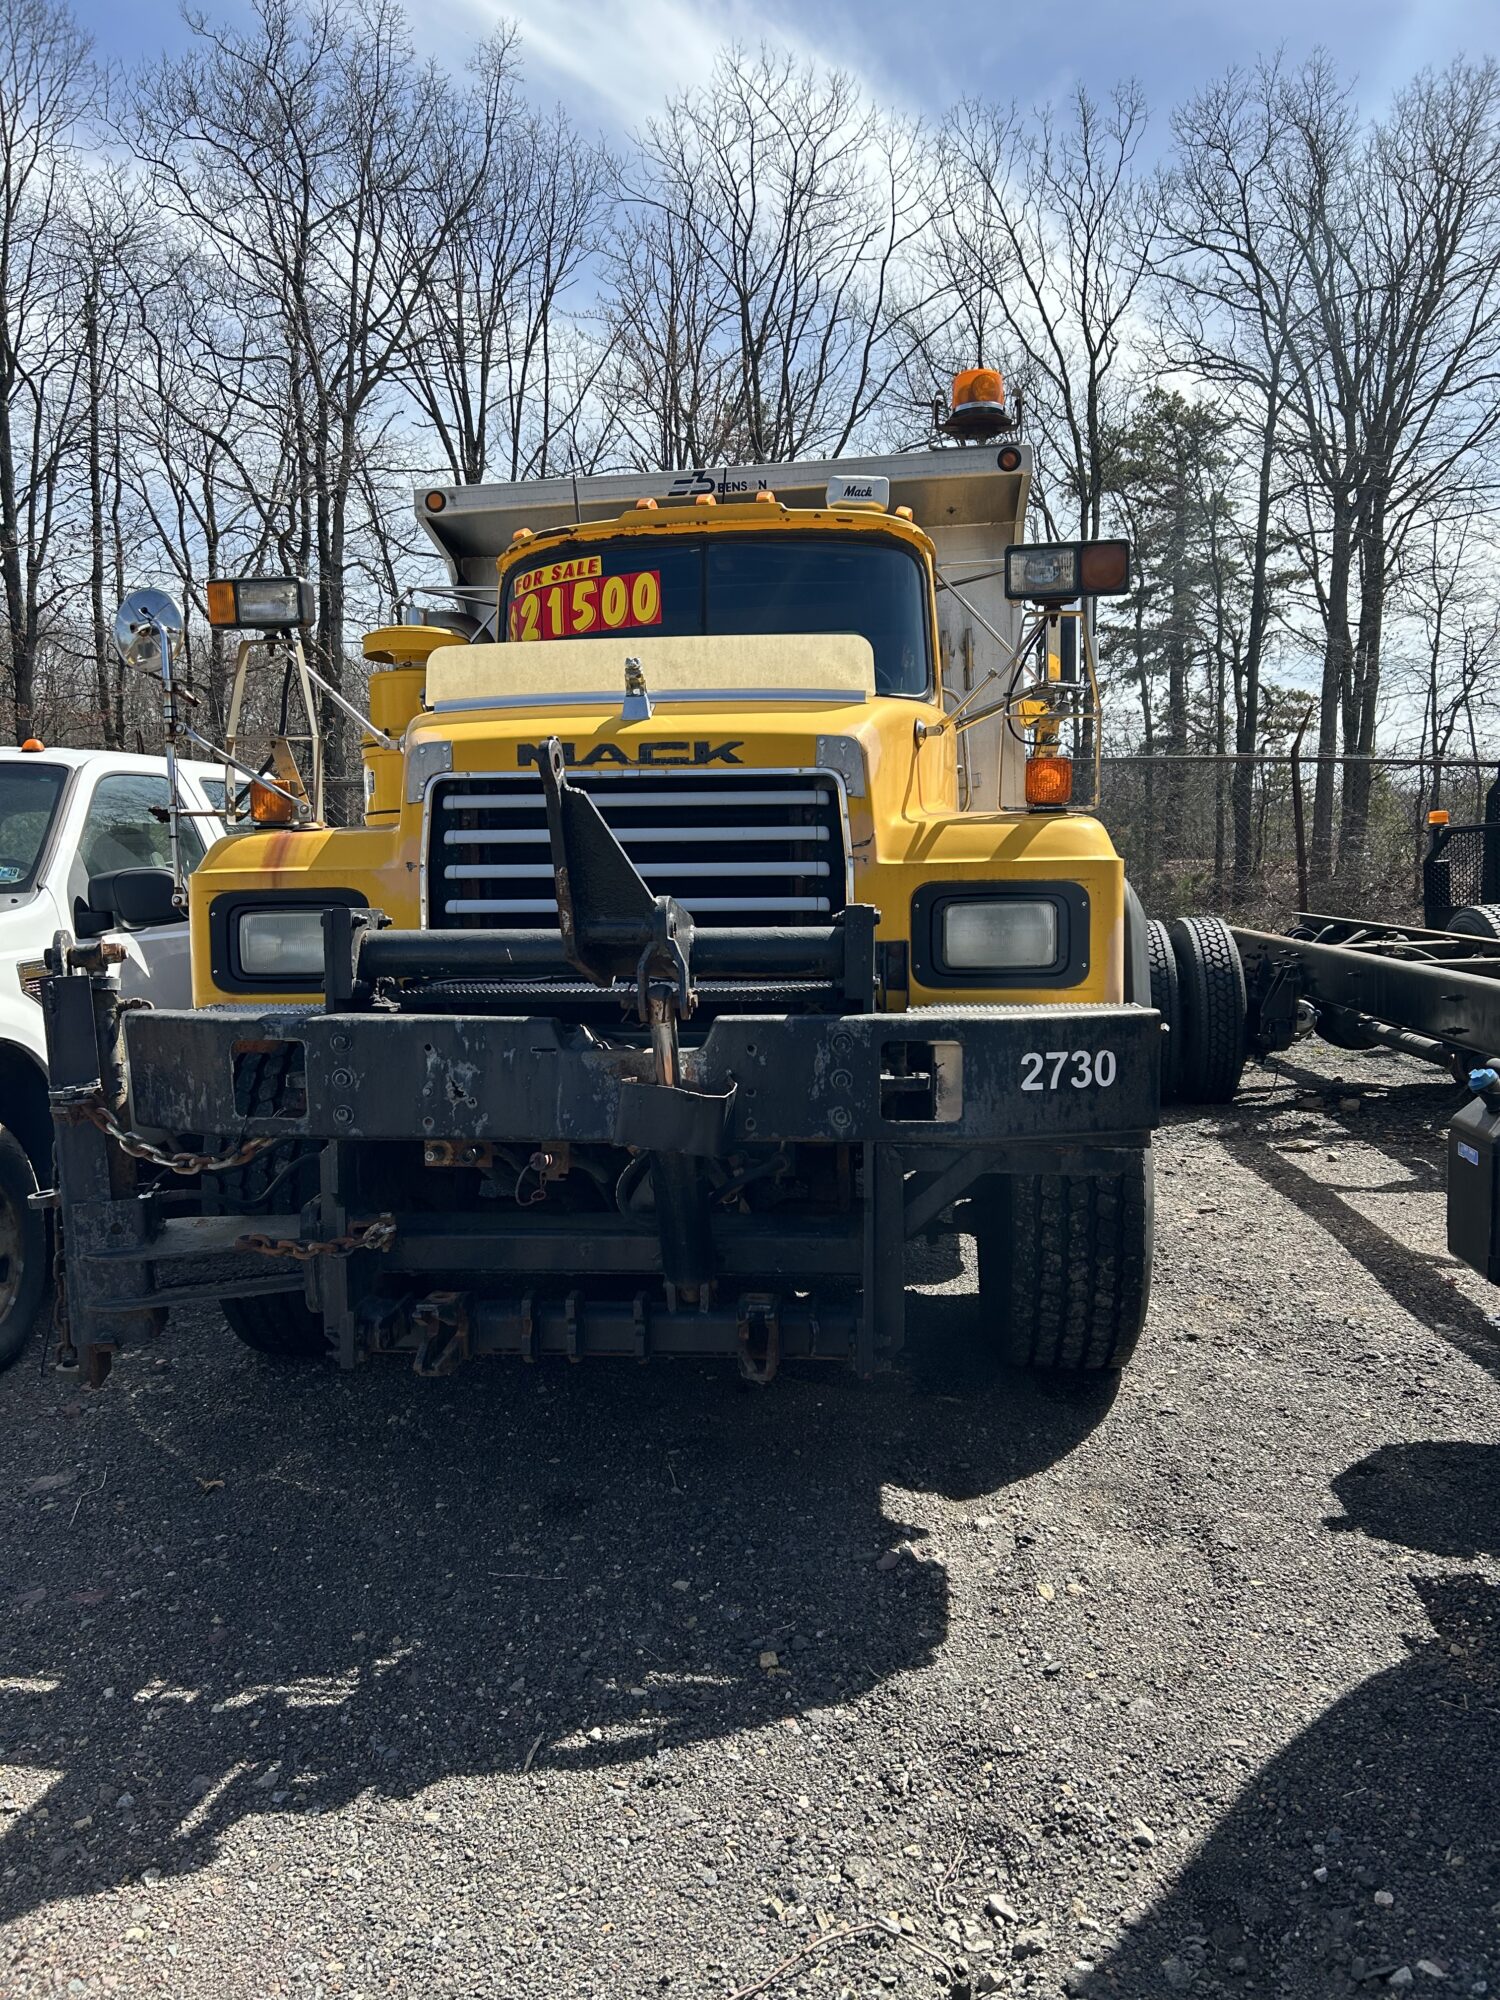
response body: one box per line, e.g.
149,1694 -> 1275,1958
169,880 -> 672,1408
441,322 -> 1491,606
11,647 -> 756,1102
1097,751 -> 1500,926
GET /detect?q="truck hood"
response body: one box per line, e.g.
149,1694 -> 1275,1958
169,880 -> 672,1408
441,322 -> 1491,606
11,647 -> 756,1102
423,631 -> 878,711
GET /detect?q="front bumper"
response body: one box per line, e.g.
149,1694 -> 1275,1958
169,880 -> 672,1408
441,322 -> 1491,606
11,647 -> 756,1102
124,1001 -> 1159,1150
45,976 -> 1160,1379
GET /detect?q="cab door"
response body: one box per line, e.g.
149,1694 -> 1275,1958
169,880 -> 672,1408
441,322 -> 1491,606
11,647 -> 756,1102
68,769 -> 210,1008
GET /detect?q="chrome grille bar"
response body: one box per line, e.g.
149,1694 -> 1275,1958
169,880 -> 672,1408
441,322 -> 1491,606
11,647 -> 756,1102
427,768 -> 850,931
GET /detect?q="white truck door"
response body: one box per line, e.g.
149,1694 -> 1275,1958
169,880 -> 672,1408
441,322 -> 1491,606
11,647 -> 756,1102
69,768 -> 208,1008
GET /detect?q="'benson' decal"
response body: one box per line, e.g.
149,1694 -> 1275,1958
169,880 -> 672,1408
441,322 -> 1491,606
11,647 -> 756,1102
517,740 -> 745,768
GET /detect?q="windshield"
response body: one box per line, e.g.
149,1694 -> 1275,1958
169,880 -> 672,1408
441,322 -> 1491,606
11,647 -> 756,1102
0,761 -> 67,890
501,532 -> 932,697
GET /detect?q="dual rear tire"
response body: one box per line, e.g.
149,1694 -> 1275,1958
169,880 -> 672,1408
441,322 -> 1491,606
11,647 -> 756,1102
1147,914 -> 1247,1105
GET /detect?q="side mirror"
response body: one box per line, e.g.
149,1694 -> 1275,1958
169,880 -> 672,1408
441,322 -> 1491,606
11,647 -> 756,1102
113,588 -> 185,672
81,867 -> 185,933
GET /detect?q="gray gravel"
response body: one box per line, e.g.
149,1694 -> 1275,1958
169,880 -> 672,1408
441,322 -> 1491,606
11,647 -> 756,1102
2,1039 -> 1497,2000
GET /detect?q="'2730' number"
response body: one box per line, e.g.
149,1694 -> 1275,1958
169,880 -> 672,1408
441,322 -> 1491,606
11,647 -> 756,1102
1020,1049 -> 1117,1090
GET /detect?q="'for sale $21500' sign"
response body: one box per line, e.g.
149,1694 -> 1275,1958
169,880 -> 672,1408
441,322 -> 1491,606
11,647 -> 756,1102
508,556 -> 663,641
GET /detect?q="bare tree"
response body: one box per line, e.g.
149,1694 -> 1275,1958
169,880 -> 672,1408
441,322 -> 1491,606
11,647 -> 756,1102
601,194 -> 744,469
614,47 -> 938,466
124,0 -> 486,812
0,0 -> 91,739
937,83 -> 1161,543
119,247 -> 289,733
1335,61 -> 1500,866
401,38 -> 614,484
1409,518 -> 1500,829
1162,65 -> 1300,903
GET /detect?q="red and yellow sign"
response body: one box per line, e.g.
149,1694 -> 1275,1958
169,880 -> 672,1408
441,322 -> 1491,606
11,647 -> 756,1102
508,555 -> 663,642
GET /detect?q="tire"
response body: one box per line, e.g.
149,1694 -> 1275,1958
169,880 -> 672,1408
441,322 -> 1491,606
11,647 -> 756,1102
202,1049 -> 325,1360
1145,918 -> 1182,1103
1169,915 -> 1247,1103
975,1151 -> 1154,1372
0,1123 -> 46,1369
1446,904 -> 1500,941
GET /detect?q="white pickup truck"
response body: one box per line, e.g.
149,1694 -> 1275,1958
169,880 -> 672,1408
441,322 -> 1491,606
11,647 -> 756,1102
0,744 -> 224,1365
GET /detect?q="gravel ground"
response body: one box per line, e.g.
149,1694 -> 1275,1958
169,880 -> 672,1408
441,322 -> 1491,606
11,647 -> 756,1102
1,1039 -> 1498,2000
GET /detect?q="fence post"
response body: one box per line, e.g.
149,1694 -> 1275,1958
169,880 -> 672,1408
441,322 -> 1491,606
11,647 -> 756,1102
1290,704 -> 1315,913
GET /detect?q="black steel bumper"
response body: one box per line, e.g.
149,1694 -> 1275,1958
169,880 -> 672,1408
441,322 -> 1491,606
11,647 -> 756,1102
43,957 -> 1160,1380
122,1000 -> 1159,1151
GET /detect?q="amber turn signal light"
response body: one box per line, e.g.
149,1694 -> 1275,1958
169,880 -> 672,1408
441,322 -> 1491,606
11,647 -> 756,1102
1025,755 -> 1073,809
249,778 -> 295,826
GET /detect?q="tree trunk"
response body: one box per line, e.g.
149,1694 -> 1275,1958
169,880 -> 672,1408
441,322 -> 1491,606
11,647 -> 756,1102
1339,493 -> 1388,880
1231,365 -> 1280,907
1310,504 -> 1354,892
1163,479 -> 1190,855
84,282 -> 116,746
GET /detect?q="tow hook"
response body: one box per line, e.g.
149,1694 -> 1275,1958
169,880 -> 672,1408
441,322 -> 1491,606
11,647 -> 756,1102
412,1290 -> 472,1375
737,1292 -> 781,1385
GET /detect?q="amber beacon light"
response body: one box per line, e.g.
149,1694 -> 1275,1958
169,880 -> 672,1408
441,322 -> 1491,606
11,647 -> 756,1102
938,366 -> 1014,442
1025,754 -> 1074,810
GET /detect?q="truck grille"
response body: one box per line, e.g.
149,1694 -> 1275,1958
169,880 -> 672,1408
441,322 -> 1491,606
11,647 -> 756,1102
427,769 -> 850,930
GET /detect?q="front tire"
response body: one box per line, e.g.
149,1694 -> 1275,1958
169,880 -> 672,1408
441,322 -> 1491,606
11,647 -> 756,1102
0,1123 -> 47,1369
208,1150 -> 326,1358
975,1152 -> 1154,1372
221,1287 -> 327,1360
203,1047 -> 326,1361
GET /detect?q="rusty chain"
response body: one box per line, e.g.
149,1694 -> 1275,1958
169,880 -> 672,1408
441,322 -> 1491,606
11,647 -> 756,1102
235,1214 -> 398,1261
47,1080 -> 278,1177
84,1102 -> 278,1177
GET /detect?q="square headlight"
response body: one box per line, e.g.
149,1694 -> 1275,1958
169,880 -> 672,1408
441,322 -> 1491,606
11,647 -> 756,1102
942,898 -> 1058,971
237,906 -> 328,978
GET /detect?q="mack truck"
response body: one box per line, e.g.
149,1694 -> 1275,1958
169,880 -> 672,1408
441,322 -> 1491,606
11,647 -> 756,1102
38,378 -> 1245,1386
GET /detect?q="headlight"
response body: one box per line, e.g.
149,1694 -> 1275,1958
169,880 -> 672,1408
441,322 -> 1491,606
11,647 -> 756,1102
942,898 -> 1058,971
236,907 -> 328,978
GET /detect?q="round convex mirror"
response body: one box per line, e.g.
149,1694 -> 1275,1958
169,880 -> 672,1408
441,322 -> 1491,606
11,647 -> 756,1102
113,588 -> 185,671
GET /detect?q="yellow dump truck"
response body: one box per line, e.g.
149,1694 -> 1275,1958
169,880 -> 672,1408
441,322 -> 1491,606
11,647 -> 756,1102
41,391 -> 1212,1385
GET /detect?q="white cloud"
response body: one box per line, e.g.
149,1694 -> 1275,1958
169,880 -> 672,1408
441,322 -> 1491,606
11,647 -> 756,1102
435,0 -> 912,131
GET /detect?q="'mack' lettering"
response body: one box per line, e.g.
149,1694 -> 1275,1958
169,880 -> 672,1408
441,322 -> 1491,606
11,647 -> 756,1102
517,739 -> 745,768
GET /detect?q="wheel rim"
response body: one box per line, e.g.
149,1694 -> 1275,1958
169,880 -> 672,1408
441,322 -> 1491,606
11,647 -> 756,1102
0,1178 -> 24,1323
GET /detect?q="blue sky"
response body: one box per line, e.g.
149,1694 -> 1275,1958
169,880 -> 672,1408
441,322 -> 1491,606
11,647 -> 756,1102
75,0 -> 1496,135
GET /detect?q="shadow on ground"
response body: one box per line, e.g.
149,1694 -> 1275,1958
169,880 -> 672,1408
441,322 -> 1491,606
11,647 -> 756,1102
0,1283 -> 1113,1924
1083,1438 -> 1500,1998
1214,1072 -> 1500,1383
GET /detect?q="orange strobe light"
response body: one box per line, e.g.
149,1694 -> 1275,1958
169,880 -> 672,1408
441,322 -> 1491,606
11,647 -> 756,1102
249,778 -> 295,826
1025,754 -> 1073,809
952,367 -> 1005,411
